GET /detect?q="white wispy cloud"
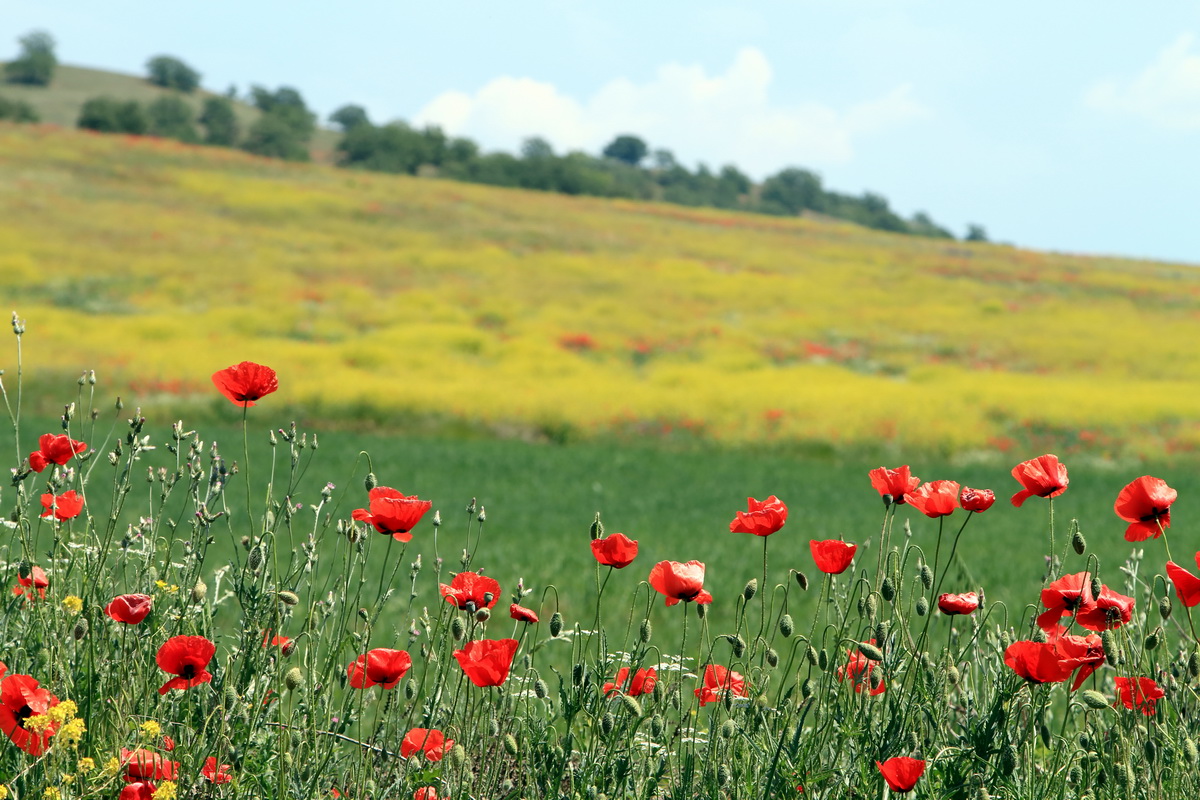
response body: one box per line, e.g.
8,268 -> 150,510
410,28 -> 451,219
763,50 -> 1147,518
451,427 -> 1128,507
1086,33 -> 1200,130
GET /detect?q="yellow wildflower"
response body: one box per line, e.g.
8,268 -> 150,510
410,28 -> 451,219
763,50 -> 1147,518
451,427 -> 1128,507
78,757 -> 95,773
140,720 -> 162,738
152,780 -> 178,800
0,786 -> 8,799
60,774 -> 75,785
58,717 -> 86,745
23,714 -> 53,734
47,700 -> 77,723
102,756 -> 121,776
62,595 -> 83,614
43,788 -> 61,800
154,580 -> 179,594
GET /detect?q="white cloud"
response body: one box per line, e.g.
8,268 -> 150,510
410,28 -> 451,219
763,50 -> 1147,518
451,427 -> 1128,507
412,48 -> 927,177
1086,33 -> 1200,129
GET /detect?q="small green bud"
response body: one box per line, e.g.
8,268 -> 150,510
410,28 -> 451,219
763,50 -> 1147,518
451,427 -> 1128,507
919,564 -> 934,589
649,715 -> 665,737
450,616 -> 466,641
727,634 -> 746,659
719,719 -> 737,739
1032,626 -> 1047,644
619,695 -> 642,718
1145,627 -> 1161,651
589,512 -> 603,540
696,602 -> 706,619
718,763 -> 731,786
1080,690 -> 1110,710
801,678 -> 814,699
857,642 -> 884,662
639,618 -> 652,643
549,612 -> 563,637
449,744 -> 467,767
191,580 -> 207,603
945,665 -> 960,685
915,596 -> 929,616
248,545 -> 264,570
805,646 -> 818,666
404,681 -> 416,701
1184,737 -> 1199,763
865,594 -> 878,619
881,576 -> 895,602
1071,528 -> 1086,555
766,647 -> 779,667
1189,651 -> 1200,679
285,667 -> 304,691
1000,744 -> 1017,776
278,590 -> 299,606
600,712 -> 615,735
1159,595 -> 1172,620
364,472 -> 378,491
795,571 -> 809,591
534,679 -> 549,699
778,614 -> 794,638
73,617 -> 89,641
475,607 -> 490,623
1089,575 -> 1103,600
572,663 -> 585,686
817,649 -> 828,671
743,578 -> 758,602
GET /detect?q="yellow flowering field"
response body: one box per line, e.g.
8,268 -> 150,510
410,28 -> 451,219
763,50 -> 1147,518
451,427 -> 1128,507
2,124 -> 1199,457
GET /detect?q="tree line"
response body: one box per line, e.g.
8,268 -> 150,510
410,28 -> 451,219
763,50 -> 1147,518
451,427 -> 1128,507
2,30 -> 986,242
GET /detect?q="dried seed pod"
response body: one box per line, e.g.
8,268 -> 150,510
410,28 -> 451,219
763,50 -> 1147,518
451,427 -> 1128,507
191,580 -> 208,603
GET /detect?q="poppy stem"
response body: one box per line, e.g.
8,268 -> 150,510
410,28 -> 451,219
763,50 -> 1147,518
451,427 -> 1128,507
931,512 -> 973,602
756,536 -> 769,662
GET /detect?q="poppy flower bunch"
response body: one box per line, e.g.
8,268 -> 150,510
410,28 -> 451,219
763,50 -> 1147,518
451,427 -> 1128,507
1114,475 -> 1176,541
211,361 -> 278,407
590,532 -> 639,568
401,728 -> 454,761
648,560 -> 713,605
202,757 -> 233,784
454,638 -> 519,687
1036,572 -> 1134,632
156,635 -> 216,695
347,648 -> 413,690
0,672 -> 60,755
121,747 -> 180,782
40,490 -> 85,521
728,495 -> 788,536
440,571 -> 501,611
694,664 -> 747,706
351,486 -> 433,542
1114,677 -> 1165,716
603,667 -> 657,697
27,432 -> 86,472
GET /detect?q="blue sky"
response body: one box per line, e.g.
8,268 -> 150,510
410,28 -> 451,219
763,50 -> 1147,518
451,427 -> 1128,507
6,1 -> 1200,263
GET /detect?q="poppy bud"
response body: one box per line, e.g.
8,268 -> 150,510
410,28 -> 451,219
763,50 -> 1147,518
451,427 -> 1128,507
534,679 -> 548,699
945,664 -> 960,685
696,602 -> 706,619
743,579 -> 758,602
1089,575 -> 1103,600
450,617 -> 466,641
856,597 -> 866,616
728,635 -> 746,658
1189,652 -> 1200,679
1145,627 -> 1161,651
600,712 -> 615,735
1159,596 -> 1172,620
449,744 -> 467,767
881,492 -> 893,507
432,510 -> 441,528
778,614 -> 794,638
817,649 -> 828,671
73,617 -> 89,641
640,619 -> 652,643
248,545 -> 264,571
766,648 -> 779,668
976,788 -> 991,800
278,590 -> 299,606
1144,739 -> 1157,763
806,646 -> 818,666
719,719 -> 737,740
466,497 -> 477,515
1071,529 -> 1086,555
475,608 -> 490,623
650,715 -> 664,737
858,642 -> 884,662
364,472 -> 377,491
281,639 -> 297,657
869,671 -> 884,693
1000,744 -> 1017,776
191,580 -> 207,603
915,596 -> 929,616
357,608 -> 369,621
1101,630 -> 1119,665
1068,765 -> 1082,785
865,594 -> 878,619
796,572 -> 809,591
718,763 -> 732,786
1080,690 -> 1109,710
284,667 -> 304,691
504,733 -> 519,754
919,564 -> 934,590
801,678 -> 814,699
572,663 -> 585,686
549,612 -> 563,637
620,695 -> 642,718
477,506 -> 486,522
881,576 -> 895,602
224,686 -> 239,709
589,512 -> 603,541
1184,738 -> 1199,763
874,620 -> 890,644
403,681 -> 416,700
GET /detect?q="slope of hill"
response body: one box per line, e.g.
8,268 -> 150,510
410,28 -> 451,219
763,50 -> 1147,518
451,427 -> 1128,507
2,124 -> 1198,459
0,64 -> 340,157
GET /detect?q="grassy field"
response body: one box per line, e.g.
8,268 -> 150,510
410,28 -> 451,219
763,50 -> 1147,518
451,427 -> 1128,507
4,125 -> 1200,461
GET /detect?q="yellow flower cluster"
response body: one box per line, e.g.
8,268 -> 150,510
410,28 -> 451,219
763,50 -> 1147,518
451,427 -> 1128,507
58,717 -> 86,746
61,595 -> 83,614
140,720 -> 162,738
152,781 -> 178,800
24,714 -> 54,734
47,700 -> 78,724
42,788 -> 60,800
102,756 -> 121,776
78,757 -> 95,773
155,580 -> 180,594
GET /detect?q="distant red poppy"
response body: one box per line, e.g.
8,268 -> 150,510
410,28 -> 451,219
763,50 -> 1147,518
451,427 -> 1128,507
1114,676 -> 1165,716
156,635 -> 216,695
162,735 -> 175,751
120,782 -> 157,800
401,728 -> 453,761
262,631 -> 292,650
837,641 -> 886,695
439,572 -> 501,611
351,487 -> 433,542
1037,572 -> 1092,630
1166,554 -> 1200,607
1046,626 -> 1106,691
1074,585 -> 1134,632
809,540 -> 857,575
0,673 -> 60,755
868,466 -> 920,505
454,638 -> 519,687
603,667 -> 657,697
105,593 -> 153,625
959,487 -> 996,513
28,433 -> 87,473
876,757 -> 925,793
907,480 -> 961,518
1003,641 -> 1075,684
937,592 -> 978,616
40,489 -> 84,521
729,495 -> 788,536
648,560 -> 713,606
1114,475 -> 1176,542
413,789 -> 442,800
694,664 -> 747,707
211,361 -> 278,407
346,648 -> 412,690
510,603 -> 539,623
202,756 -> 232,784
12,565 -> 49,600
122,747 -> 179,781
590,532 -> 639,568
1010,454 -> 1068,507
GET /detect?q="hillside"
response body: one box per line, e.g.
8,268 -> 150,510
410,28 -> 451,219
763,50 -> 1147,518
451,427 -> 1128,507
0,63 -> 340,157
2,124 -> 1198,459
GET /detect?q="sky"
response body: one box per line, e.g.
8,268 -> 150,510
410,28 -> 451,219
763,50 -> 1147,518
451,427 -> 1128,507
5,0 -> 1200,264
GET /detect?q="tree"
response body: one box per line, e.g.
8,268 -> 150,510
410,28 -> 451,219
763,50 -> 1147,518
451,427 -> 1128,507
145,55 -> 201,93
0,95 -> 38,122
243,86 -> 315,161
78,97 -> 147,134
965,224 -> 989,242
5,30 -> 57,86
602,134 -> 648,166
199,96 -> 239,146
760,167 -> 824,215
520,136 -> 554,160
146,96 -> 198,142
329,104 -> 370,131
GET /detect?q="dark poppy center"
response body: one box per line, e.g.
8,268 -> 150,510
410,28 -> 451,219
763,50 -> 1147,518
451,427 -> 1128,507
179,664 -> 197,679
14,704 -> 34,728
679,590 -> 700,602
1138,508 -> 1167,522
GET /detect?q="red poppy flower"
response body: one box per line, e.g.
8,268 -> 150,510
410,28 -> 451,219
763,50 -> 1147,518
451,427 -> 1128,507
12,565 -> 49,600
603,667 -> 657,697
1046,626 -> 1106,691
162,735 -> 175,751
869,465 -> 920,505
346,648 -> 412,690
591,532 -> 639,568
120,782 -> 157,800
105,593 -> 153,625
1010,454 -> 1069,507
1074,585 -> 1134,632
202,756 -> 232,784
211,361 -> 278,407
1003,641 -> 1075,684
27,433 -> 87,473
694,664 -> 747,707
809,540 -> 857,575
413,789 -> 442,800
454,638 -> 519,687
262,632 -> 292,650
648,560 -> 713,606
907,480 -> 961,518
122,747 -> 180,781
837,641 -> 886,695
351,486 -> 432,542
509,603 -> 539,623
1114,676 -> 1165,716
439,571 -> 501,611
1166,554 -> 1200,607
1114,475 -> 1177,542
1036,572 -> 1092,630
937,592 -> 978,616
729,495 -> 788,536
40,490 -> 84,521
0,673 -> 60,755
960,487 -> 996,513
156,635 -> 216,695
876,757 -> 925,793
401,728 -> 453,761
